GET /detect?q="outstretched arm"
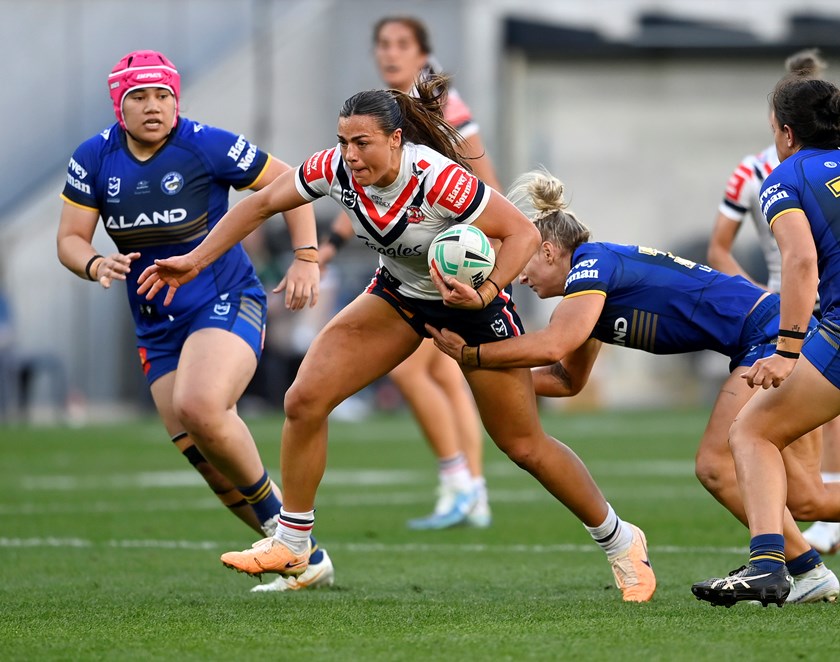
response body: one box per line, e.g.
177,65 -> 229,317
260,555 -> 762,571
427,291 -> 605,368
137,168 -> 313,305
531,338 -> 603,397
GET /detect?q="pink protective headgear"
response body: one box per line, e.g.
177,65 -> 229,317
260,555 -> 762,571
108,50 -> 180,130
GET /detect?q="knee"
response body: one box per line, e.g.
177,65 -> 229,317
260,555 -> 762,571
173,392 -> 221,433
694,448 -> 728,494
497,436 -> 539,470
283,380 -> 330,421
787,491 -> 822,522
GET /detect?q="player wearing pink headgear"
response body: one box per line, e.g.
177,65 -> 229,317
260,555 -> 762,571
108,50 -> 181,131
56,50 -> 334,592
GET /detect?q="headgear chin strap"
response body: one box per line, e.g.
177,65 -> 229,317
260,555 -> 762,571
108,50 -> 180,130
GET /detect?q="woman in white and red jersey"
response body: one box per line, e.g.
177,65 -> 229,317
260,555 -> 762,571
322,16 -> 502,530
138,77 -> 656,601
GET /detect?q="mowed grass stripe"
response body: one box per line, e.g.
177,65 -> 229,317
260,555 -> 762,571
0,536 -> 747,556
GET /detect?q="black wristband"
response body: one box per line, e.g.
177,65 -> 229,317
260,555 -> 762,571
775,349 -> 801,359
475,344 -> 481,368
327,231 -> 348,251
84,254 -> 103,281
778,329 -> 807,340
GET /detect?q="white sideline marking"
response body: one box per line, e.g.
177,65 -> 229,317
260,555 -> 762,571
0,485 -> 707,517
0,536 -> 745,555
17,461 -> 696,491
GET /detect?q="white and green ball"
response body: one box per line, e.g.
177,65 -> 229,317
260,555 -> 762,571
428,224 -> 496,288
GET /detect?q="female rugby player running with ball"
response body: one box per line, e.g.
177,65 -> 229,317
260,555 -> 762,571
137,77 -> 656,602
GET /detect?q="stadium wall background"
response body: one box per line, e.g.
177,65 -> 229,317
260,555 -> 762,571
1,0 -> 839,420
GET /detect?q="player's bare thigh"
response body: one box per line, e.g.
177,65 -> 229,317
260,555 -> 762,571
288,293 -> 422,411
174,328 -> 257,412
733,357 -> 840,450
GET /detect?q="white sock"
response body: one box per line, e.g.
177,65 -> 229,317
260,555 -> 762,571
821,472 -> 840,483
584,503 -> 633,559
439,453 -> 473,492
472,476 -> 488,502
275,508 -> 314,555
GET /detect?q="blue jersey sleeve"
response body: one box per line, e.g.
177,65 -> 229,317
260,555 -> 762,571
61,137 -> 103,210
192,123 -> 270,191
760,164 -> 802,230
563,246 -> 614,300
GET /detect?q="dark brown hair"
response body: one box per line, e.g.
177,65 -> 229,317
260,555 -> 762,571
372,16 -> 432,54
339,74 -> 470,169
771,77 -> 840,149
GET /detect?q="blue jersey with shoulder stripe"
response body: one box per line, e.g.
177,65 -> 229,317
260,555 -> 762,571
60,118 -> 269,339
759,147 -> 840,323
563,242 -> 768,355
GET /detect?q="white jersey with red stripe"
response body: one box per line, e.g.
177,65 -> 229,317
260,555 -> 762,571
718,144 -> 781,292
295,142 -> 491,299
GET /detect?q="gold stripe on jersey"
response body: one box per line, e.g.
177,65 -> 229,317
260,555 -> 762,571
768,207 -> 803,230
629,310 -> 658,351
648,314 -> 659,352
563,289 -> 607,300
236,297 -> 264,332
60,194 -> 99,213
109,213 -> 209,248
631,310 -> 639,347
240,154 -> 273,191
819,328 -> 840,351
827,176 -> 840,197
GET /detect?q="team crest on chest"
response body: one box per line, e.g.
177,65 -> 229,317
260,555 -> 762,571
341,188 -> 358,208
107,177 -> 121,198
161,172 -> 184,195
406,206 -> 424,223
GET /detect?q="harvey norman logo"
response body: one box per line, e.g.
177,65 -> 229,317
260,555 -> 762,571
760,183 -> 789,217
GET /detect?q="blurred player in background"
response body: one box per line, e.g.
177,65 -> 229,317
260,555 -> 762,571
429,168 -> 839,604
707,48 -> 840,556
320,16 -> 502,530
693,75 -> 840,606
139,78 -> 657,602
56,50 -> 333,593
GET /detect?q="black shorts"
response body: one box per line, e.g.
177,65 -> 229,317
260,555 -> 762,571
365,266 -> 525,345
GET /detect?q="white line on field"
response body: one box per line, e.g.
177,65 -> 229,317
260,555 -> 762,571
0,536 -> 745,555
16,461 -> 696,491
0,485 -> 708,516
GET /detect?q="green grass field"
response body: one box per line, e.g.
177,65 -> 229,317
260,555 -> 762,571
1,408 -> 839,661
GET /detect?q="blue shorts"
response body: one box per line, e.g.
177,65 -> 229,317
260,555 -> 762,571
365,266 -> 525,345
136,285 -> 267,385
730,293 -> 781,372
802,318 -> 840,389
730,293 -> 818,372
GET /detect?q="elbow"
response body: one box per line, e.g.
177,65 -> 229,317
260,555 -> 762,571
564,380 -> 585,397
542,347 -> 567,365
56,238 -> 71,270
